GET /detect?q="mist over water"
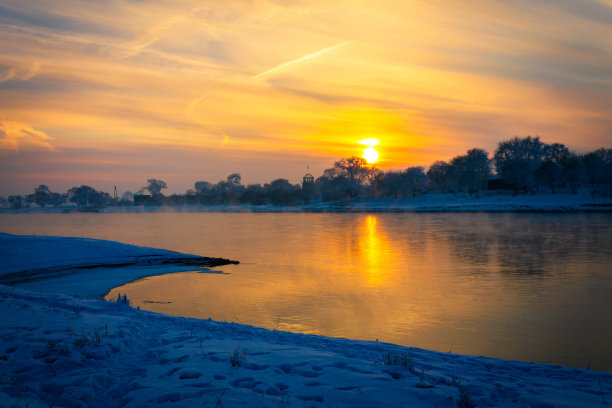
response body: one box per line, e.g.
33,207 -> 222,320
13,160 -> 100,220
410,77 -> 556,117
2,212 -> 611,370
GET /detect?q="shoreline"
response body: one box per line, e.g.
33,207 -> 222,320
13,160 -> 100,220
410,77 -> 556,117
1,192 -> 612,214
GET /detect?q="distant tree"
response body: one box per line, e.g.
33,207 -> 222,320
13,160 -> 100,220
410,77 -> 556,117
51,192 -> 66,207
316,174 -> 351,201
0,196 -> 7,208
373,167 -> 427,198
167,193 -> 186,206
322,156 -> 376,198
333,156 -> 373,182
371,172 -> 392,198
118,191 -> 134,206
227,173 -> 242,187
534,161 -> 562,194
493,136 -> 545,192
533,143 -> 567,193
560,153 -> 585,194
145,179 -> 167,196
26,184 -> 55,207
194,181 -> 212,193
427,161 -> 455,192
8,195 -> 24,209
240,184 -> 266,205
208,174 -> 245,204
68,185 -> 110,207
401,167 -> 428,197
581,148 -> 612,189
450,148 -> 491,193
543,143 -> 570,163
264,178 -> 300,205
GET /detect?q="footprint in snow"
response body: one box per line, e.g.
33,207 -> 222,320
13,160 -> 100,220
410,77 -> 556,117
178,368 -> 202,380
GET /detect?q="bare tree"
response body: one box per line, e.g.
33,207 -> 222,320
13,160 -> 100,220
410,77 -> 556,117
145,179 -> 167,196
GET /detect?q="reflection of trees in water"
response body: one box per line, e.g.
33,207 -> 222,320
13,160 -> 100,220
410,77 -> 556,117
439,214 -> 610,276
438,215 -> 495,274
495,216 -> 603,276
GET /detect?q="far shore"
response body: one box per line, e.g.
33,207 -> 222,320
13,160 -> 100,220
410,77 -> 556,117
2,192 -> 612,214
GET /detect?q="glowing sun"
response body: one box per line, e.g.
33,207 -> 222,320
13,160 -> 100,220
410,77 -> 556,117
363,146 -> 379,164
359,138 -> 380,164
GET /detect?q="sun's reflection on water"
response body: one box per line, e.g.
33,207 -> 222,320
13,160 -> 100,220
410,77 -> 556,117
359,215 -> 395,288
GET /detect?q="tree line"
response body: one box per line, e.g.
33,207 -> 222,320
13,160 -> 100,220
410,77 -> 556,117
2,136 -> 611,209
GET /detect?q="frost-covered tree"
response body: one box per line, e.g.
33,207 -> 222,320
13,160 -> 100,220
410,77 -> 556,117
534,161 -> 562,193
450,149 -> 491,193
316,173 -> 352,201
427,161 -> 455,192
543,143 -> 570,164
582,148 -> 612,188
493,136 -> 545,192
534,143 -> 569,193
401,167 -> 428,196
371,167 -> 427,198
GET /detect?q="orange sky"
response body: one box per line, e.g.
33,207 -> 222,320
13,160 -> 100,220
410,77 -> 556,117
1,0 -> 611,195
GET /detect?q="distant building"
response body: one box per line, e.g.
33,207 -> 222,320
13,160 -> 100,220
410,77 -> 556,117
302,169 -> 315,187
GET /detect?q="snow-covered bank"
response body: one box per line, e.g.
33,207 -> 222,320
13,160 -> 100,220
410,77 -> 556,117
1,234 -> 610,407
2,285 -> 611,408
0,233 -> 237,293
2,192 -> 612,213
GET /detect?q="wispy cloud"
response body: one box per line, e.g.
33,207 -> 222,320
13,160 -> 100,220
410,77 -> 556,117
0,61 -> 40,83
0,120 -> 57,152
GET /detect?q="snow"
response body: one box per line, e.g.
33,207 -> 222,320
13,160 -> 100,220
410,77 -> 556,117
1,234 -> 611,407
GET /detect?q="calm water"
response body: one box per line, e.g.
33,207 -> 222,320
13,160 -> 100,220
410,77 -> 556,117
1,212 -> 611,371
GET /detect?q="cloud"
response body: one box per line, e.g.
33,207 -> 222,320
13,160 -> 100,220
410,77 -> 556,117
0,61 -> 40,83
0,120 -> 57,152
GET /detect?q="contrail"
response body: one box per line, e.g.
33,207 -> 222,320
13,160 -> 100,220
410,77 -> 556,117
253,41 -> 350,80
189,41 -> 350,145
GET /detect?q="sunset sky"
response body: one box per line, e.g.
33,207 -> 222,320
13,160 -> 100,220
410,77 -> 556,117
1,0 -> 611,195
